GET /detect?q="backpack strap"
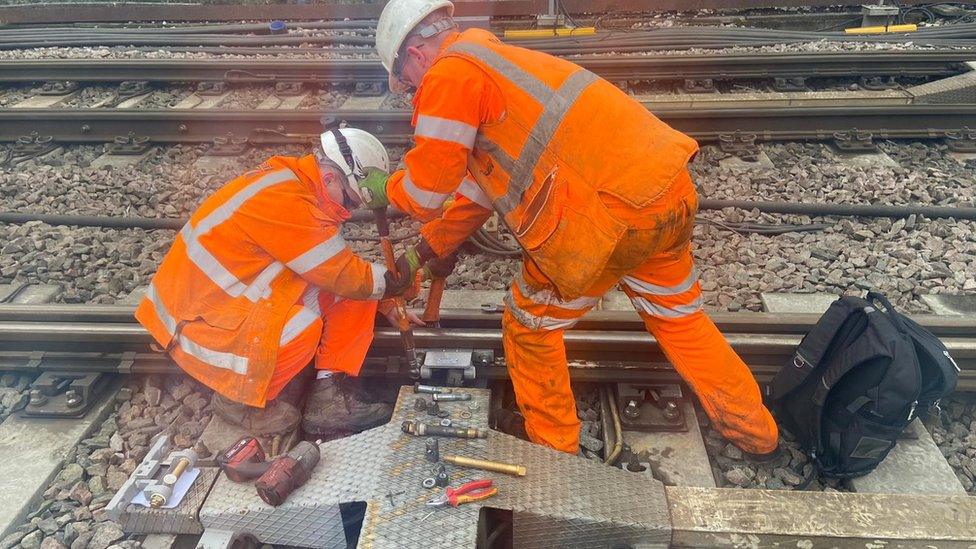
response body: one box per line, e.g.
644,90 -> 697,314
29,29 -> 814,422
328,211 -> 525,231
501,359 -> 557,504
769,297 -> 865,401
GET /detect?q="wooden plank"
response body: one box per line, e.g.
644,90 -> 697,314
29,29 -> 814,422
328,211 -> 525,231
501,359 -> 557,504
667,486 -> 976,547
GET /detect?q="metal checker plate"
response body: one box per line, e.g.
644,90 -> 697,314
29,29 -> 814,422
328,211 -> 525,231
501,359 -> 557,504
200,387 -> 671,548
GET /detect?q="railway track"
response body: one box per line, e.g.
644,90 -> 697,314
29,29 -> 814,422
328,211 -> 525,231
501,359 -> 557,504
1,103 -> 974,146
2,305 -> 975,390
0,51 -> 969,84
0,0 -> 968,24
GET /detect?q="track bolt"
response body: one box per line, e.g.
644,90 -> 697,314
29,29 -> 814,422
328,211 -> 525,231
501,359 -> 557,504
662,401 -> 680,420
623,399 -> 641,419
80,125 -> 90,133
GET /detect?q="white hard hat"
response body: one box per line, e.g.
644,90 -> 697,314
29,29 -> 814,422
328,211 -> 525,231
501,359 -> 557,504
319,127 -> 390,195
376,0 -> 455,75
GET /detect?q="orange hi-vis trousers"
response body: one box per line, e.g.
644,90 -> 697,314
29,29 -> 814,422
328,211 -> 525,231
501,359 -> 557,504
264,289 -> 379,401
502,171 -> 779,455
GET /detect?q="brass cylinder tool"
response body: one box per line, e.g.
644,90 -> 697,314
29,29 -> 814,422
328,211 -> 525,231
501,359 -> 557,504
401,420 -> 487,439
373,208 -> 421,379
432,393 -> 471,402
162,457 -> 190,486
442,454 -> 527,477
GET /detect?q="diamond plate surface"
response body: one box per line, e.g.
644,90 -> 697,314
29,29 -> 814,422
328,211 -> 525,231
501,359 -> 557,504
200,387 -> 670,548
120,468 -> 219,535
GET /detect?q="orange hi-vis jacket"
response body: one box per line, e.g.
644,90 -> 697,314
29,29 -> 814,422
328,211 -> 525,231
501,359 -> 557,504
136,155 -> 388,407
387,28 -> 699,300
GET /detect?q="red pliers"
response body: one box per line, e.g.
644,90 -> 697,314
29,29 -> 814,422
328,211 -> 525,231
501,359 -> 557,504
426,479 -> 497,508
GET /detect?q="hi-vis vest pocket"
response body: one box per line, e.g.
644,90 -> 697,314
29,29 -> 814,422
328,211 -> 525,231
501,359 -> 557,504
527,191 -> 627,301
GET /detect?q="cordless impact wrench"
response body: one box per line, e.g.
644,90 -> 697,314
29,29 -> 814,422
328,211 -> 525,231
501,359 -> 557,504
217,436 -> 321,506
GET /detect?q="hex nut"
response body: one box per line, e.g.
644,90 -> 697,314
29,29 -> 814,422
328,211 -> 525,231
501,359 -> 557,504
440,418 -> 452,427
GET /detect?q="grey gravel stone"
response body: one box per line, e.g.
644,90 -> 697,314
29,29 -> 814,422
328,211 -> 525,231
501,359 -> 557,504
87,523 -> 123,549
40,536 -> 67,549
20,530 -> 43,549
723,467 -> 754,487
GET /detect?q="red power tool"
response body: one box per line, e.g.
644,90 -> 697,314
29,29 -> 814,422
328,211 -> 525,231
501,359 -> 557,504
217,436 -> 321,506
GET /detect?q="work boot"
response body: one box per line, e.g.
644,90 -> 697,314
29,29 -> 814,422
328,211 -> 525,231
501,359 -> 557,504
743,445 -> 789,467
301,374 -> 392,438
492,408 -> 529,441
211,393 -> 302,437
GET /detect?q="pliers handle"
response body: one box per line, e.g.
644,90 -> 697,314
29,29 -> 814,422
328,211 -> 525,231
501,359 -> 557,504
428,479 -> 497,507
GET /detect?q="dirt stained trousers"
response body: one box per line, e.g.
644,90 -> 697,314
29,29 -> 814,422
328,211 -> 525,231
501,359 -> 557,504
502,170 -> 779,455
264,288 -> 378,402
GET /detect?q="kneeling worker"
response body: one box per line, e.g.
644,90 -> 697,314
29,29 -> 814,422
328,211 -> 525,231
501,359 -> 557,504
136,127 -> 422,441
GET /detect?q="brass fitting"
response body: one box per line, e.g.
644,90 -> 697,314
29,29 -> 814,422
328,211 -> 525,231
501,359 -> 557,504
442,454 -> 527,477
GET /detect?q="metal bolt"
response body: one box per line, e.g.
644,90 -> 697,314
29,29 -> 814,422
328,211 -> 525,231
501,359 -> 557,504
425,439 -> 440,463
149,493 -> 166,508
662,401 -> 680,420
28,389 -> 46,407
434,465 -> 449,487
65,389 -> 82,408
433,393 -> 471,402
623,399 -> 641,419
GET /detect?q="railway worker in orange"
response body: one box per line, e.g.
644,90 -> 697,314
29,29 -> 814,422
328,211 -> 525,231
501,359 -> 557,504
365,0 -> 780,458
136,127 -> 422,440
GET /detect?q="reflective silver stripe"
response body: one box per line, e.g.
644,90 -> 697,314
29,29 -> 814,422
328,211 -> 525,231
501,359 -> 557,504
514,273 -> 598,311
195,169 -> 294,234
457,177 -> 492,210
497,70 -> 599,214
286,234 -> 347,274
622,270 -> 699,296
403,170 -> 452,209
181,224 -> 249,297
475,135 -> 517,175
279,287 -> 322,345
243,262 -> 284,302
415,115 -> 477,148
145,282 -> 177,335
629,294 -> 704,319
144,282 -> 250,374
504,290 -> 579,331
447,42 -> 552,104
180,168 -> 296,301
369,262 -> 388,300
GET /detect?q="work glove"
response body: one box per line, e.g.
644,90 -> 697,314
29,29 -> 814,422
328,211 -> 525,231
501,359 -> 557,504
357,167 -> 390,210
424,251 -> 459,280
382,240 -> 435,298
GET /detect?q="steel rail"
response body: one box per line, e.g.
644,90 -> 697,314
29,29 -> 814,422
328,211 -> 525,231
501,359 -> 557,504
0,1 -> 969,24
0,51 -> 967,84
3,305 -> 976,336
0,319 -> 974,390
1,103 -> 975,145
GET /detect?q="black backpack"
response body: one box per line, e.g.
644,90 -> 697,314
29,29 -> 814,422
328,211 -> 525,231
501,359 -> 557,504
770,291 -> 959,479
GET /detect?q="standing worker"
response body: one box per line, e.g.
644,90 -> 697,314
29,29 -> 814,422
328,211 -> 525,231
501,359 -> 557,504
362,0 -> 780,458
136,127 -> 423,442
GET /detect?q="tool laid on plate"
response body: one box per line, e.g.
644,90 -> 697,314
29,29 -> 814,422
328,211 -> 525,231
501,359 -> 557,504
401,420 -> 487,439
442,455 -> 527,477
426,479 -> 497,508
105,435 -> 201,520
217,436 -> 321,506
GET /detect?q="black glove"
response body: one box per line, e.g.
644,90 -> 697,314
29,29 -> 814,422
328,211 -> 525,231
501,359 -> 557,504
424,251 -> 459,280
383,239 -> 435,298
